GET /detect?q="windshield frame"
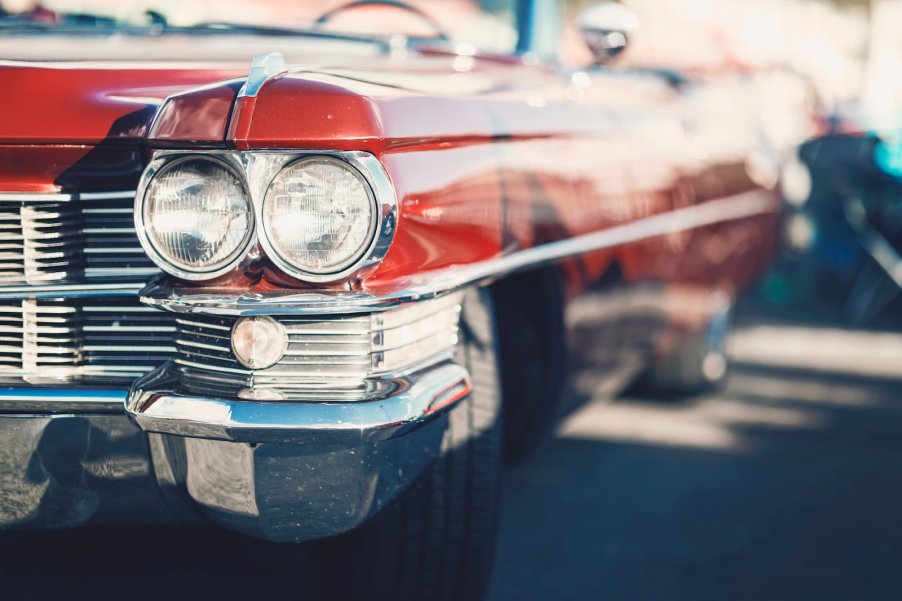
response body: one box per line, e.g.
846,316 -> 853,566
0,0 -> 548,58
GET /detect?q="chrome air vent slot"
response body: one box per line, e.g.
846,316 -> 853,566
0,297 -> 175,384
0,202 -> 83,283
174,293 -> 463,401
82,195 -> 159,280
81,299 -> 177,380
0,185 -> 168,387
0,191 -> 158,285
0,301 -> 24,372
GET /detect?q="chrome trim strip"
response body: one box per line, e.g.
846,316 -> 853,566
0,387 -> 126,413
142,189 -> 780,316
0,192 -> 73,202
81,191 -> 136,201
84,268 -> 160,278
126,360 -> 471,444
0,191 -> 134,202
0,282 -> 142,300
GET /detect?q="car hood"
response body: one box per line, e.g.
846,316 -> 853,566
0,61 -> 248,144
0,42 -> 579,153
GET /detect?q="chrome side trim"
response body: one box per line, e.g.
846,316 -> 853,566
126,360 -> 471,444
0,387 -> 126,412
81,191 -> 137,201
142,189 -> 780,316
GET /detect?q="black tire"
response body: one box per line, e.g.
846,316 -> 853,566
313,287 -> 503,601
493,269 -> 566,466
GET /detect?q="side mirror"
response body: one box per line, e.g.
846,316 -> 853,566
576,2 -> 639,65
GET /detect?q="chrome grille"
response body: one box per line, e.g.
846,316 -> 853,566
81,299 -> 176,380
0,202 -> 82,283
0,297 -> 175,384
0,186 -> 463,398
174,293 -> 463,401
0,188 -> 171,386
0,302 -> 24,372
0,192 -> 158,285
81,193 -> 159,280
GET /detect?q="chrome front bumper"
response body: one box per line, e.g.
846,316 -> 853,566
126,360 -> 471,444
0,360 -> 470,542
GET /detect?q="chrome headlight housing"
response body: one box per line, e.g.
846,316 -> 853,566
136,150 -> 396,284
136,156 -> 254,280
260,156 -> 379,281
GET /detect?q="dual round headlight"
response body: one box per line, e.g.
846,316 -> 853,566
137,154 -> 382,282
262,157 -> 378,279
141,157 -> 253,278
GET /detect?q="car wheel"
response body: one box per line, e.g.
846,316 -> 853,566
640,292 -> 732,396
312,287 -> 503,601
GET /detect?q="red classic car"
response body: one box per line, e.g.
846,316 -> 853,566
0,0 -> 785,598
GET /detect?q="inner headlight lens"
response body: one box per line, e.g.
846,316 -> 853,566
262,157 -> 377,278
142,157 -> 252,277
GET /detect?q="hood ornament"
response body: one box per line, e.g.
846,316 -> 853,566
238,53 -> 288,98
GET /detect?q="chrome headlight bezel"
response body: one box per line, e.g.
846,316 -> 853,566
135,150 -> 397,284
258,155 -> 381,283
135,154 -> 256,281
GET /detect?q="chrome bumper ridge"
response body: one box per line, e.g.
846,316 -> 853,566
125,360 -> 471,444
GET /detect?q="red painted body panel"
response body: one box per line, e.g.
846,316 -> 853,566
150,79 -> 243,143
0,49 -> 783,310
0,63 -> 245,145
0,29 -> 798,545
182,55 -> 777,300
0,145 -> 92,192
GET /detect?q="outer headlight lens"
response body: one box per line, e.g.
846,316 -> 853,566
262,157 -> 377,279
141,157 -> 252,278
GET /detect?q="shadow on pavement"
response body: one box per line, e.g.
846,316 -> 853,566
490,361 -> 902,601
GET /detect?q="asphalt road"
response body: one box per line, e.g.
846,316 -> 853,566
3,318 -> 902,601
491,319 -> 902,601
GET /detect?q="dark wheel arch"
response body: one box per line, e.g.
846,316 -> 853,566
490,266 -> 567,465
